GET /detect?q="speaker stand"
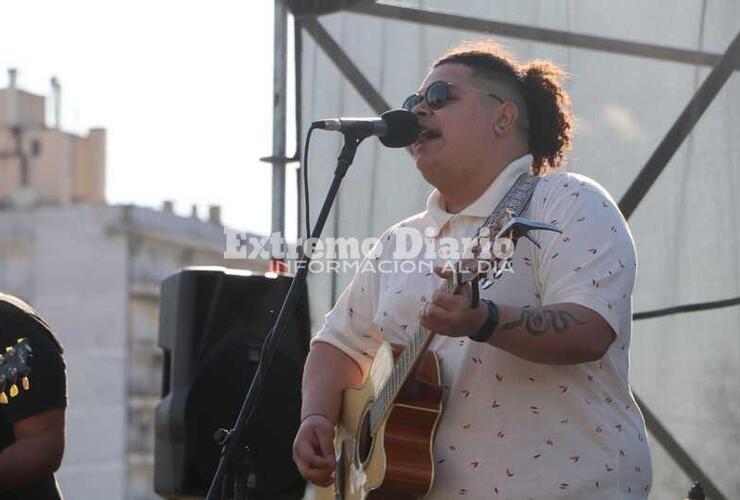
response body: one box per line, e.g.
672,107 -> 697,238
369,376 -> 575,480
205,132 -> 368,500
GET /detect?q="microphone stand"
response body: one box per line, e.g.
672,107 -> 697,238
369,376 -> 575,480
205,131 -> 368,500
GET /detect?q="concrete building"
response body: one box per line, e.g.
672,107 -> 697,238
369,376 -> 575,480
0,69 -> 105,207
0,73 -> 267,499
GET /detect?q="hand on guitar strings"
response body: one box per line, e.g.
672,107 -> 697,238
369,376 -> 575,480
419,267 -> 489,338
292,414 -> 337,487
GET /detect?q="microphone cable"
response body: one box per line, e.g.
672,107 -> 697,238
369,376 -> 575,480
302,124 -> 316,240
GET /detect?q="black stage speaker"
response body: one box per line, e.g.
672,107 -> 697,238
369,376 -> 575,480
154,266 -> 309,499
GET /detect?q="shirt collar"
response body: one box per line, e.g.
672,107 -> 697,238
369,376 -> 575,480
424,154 -> 533,236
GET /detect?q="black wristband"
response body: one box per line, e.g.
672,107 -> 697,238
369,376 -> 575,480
469,299 -> 499,343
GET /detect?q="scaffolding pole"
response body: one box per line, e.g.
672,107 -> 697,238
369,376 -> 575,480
271,0 -> 288,235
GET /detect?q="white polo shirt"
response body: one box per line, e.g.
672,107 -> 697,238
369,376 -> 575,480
313,154 -> 653,499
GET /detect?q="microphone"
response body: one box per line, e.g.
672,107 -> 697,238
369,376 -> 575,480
312,108 -> 420,148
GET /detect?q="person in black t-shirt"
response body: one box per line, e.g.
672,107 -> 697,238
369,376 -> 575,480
0,294 -> 66,500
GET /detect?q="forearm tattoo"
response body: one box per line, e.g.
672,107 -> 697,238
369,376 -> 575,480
500,306 -> 587,337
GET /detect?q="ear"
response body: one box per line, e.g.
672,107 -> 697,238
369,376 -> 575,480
493,102 -> 520,136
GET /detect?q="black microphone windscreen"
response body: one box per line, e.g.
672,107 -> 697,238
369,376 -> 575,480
379,109 -> 421,148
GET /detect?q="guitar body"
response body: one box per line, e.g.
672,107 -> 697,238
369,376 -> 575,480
317,342 -> 443,500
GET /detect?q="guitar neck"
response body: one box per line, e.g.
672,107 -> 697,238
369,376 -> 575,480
369,277 -> 454,432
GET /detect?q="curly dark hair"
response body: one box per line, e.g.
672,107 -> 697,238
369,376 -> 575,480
432,40 -> 573,175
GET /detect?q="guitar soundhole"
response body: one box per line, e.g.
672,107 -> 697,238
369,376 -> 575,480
357,411 -> 373,465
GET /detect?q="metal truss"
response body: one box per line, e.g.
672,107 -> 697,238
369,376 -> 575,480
349,2 -> 737,70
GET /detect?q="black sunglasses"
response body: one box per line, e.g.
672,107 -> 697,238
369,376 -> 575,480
402,80 -> 505,111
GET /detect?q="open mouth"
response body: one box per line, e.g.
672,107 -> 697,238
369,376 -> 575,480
416,127 -> 442,145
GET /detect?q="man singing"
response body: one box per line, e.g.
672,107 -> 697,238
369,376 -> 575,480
294,40 -> 652,498
0,294 -> 66,499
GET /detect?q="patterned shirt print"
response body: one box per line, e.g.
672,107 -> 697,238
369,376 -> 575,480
313,154 -> 653,499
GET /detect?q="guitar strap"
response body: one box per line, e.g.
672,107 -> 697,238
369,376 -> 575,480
478,172 -> 541,236
466,172 -> 541,306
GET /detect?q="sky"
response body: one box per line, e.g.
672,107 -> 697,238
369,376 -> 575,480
1,1 -> 296,237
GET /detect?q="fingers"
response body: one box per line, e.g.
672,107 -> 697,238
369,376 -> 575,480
420,302 -> 457,333
293,422 -> 337,487
422,291 -> 485,337
295,430 -> 335,468
293,436 -> 314,468
294,440 -> 335,485
433,266 -> 452,279
316,426 -> 336,465
431,290 -> 467,311
306,446 -> 335,469
310,473 -> 336,488
301,461 -> 335,487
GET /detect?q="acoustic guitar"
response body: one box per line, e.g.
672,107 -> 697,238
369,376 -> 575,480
317,214 -> 559,499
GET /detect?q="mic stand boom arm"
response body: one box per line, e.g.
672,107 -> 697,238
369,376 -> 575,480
205,131 -> 368,500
